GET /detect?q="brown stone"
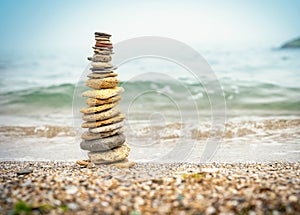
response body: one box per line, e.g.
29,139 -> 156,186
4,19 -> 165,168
95,43 -> 113,48
94,32 -> 111,37
82,87 -> 124,99
82,108 -> 121,121
76,160 -> 89,167
93,46 -> 111,50
86,95 -> 121,107
81,114 -> 126,128
80,102 -> 119,114
88,143 -> 130,164
95,40 -> 112,45
85,77 -> 119,89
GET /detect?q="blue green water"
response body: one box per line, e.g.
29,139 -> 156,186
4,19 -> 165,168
0,46 -> 299,118
0,45 -> 300,161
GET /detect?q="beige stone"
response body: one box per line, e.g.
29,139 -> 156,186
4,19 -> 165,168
80,102 -> 119,114
82,114 -> 126,128
93,49 -> 113,55
85,77 -> 119,89
82,87 -> 124,99
88,143 -> 130,164
87,55 -> 111,62
91,62 -> 113,69
82,108 -> 120,122
95,37 -> 110,41
76,160 -> 89,167
86,95 -> 121,107
87,72 -> 117,79
108,159 -> 135,168
81,127 -> 125,140
89,120 -> 125,133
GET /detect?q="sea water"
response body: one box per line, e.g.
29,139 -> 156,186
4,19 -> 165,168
0,45 -> 299,162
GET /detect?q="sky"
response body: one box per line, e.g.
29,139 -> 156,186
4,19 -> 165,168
0,0 -> 300,52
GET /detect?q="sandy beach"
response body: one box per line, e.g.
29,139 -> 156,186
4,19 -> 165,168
1,161 -> 299,214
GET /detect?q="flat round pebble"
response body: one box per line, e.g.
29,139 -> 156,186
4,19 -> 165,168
82,108 -> 120,121
81,114 -> 125,128
81,127 -> 125,140
80,133 -> 126,151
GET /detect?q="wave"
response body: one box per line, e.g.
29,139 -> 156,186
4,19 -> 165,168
0,84 -> 75,113
0,125 -> 76,138
121,80 -> 300,112
127,118 -> 300,142
0,80 -> 299,115
1,118 -> 299,142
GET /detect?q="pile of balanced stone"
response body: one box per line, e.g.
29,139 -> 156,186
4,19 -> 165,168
80,32 -> 131,165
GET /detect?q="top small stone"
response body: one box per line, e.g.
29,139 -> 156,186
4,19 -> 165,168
95,32 -> 111,37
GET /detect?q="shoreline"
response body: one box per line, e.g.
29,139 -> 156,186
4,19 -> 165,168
1,161 -> 299,214
1,116 -> 300,162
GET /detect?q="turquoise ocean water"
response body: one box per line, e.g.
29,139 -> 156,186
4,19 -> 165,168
0,45 -> 299,161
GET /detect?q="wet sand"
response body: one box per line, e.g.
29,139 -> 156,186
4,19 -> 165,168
1,117 -> 300,162
0,161 -> 299,214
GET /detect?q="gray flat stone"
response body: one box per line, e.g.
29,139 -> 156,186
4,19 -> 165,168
81,133 -> 126,152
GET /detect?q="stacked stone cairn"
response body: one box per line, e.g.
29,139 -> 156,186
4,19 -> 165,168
80,32 -> 131,165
